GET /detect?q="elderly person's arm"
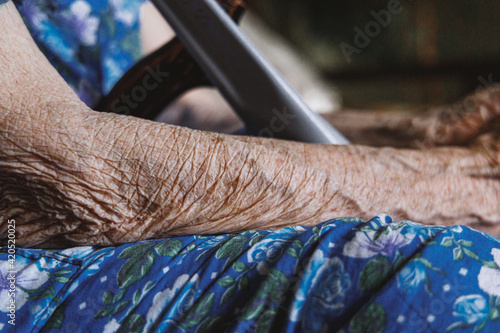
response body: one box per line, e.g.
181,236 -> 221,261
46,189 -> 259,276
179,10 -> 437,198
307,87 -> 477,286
1,2 -> 499,248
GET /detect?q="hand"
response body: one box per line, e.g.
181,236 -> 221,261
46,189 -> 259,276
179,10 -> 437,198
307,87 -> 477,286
420,86 -> 500,146
324,86 -> 500,148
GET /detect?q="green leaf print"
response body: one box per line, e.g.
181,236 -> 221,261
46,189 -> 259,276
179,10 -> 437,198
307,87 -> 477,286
446,321 -> 471,332
94,307 -> 112,319
39,288 -> 56,300
114,290 -> 126,303
240,301 -> 266,321
373,226 -> 388,241
250,235 -> 264,246
103,291 -> 113,306
458,240 -> 473,248
441,237 -> 453,247
358,256 -> 392,291
53,270 -> 75,276
463,248 -> 479,260
286,247 -> 299,258
221,284 -> 237,305
54,276 -> 71,283
218,276 -> 236,288
118,314 -> 146,333
256,308 -> 277,333
216,236 -> 248,260
46,305 -> 65,329
155,239 -> 183,257
239,276 -> 250,291
179,243 -> 196,255
117,250 -> 156,288
143,280 -> 156,293
453,248 -> 465,261
484,261 -> 499,269
181,292 -> 216,329
262,270 -> 288,304
490,308 -> 500,320
233,261 -> 247,273
118,242 -> 154,260
133,290 -> 141,306
474,319 -> 488,332
114,300 -> 131,315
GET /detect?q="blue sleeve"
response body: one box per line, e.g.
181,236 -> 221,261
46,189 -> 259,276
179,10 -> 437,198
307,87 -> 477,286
11,0 -> 144,108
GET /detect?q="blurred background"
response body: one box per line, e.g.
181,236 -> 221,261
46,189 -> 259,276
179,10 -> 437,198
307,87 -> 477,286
248,0 -> 500,112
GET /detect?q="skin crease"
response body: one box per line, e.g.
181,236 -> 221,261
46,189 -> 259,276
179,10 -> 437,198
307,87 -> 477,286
0,2 -> 499,248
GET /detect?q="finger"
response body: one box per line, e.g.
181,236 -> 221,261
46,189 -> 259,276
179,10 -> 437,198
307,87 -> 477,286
427,85 -> 500,145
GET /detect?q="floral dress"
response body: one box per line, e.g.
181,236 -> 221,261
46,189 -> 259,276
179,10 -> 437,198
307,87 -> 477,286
12,0 -> 145,107
1,1 -> 500,332
1,216 -> 500,332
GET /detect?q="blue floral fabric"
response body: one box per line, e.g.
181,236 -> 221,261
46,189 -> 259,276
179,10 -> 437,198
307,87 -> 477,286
11,0 -> 145,107
1,216 -> 500,333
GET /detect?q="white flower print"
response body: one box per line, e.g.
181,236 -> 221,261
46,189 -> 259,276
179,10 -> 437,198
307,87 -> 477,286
0,257 -> 50,312
343,225 -> 416,258
477,248 -> 500,296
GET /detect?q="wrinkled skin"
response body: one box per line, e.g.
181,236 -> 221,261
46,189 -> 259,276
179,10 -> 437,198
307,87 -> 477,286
0,3 -> 499,248
325,91 -> 500,149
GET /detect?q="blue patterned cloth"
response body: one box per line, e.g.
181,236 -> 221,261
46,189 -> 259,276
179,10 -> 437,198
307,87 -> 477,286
2,0 -> 500,332
1,216 -> 500,332
11,0 -> 144,107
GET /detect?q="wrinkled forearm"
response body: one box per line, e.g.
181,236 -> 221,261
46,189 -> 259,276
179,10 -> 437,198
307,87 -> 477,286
12,111 -> 356,246
4,104 -> 499,247
346,144 -> 500,231
228,135 -> 500,228
1,1 -> 499,248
